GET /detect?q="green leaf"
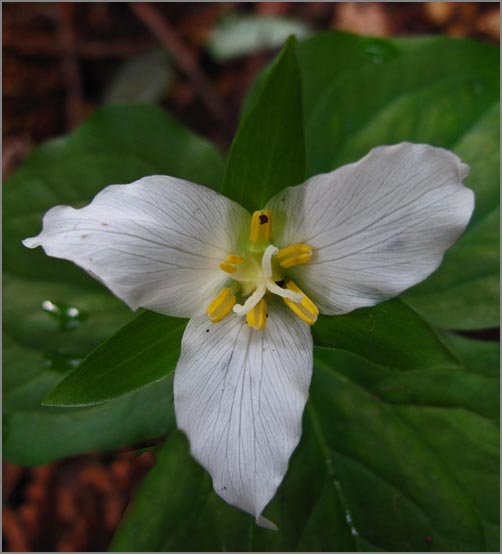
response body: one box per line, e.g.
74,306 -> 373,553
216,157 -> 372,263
207,15 -> 312,62
43,311 -> 187,407
111,335 -> 498,551
110,429 -> 356,552
313,298 -> 458,370
403,203 -> 500,331
3,104 -> 224,463
438,332 -> 500,379
220,36 -> 305,211
3,331 -> 175,466
3,273 -> 129,362
311,347 -> 498,551
246,32 -> 499,330
299,35 -> 498,184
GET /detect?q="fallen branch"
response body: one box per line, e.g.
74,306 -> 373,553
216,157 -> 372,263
130,2 -> 226,122
3,35 -> 157,59
58,4 -> 85,128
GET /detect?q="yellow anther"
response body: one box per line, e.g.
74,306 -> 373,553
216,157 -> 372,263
219,254 -> 244,274
219,262 -> 237,274
206,287 -> 236,323
282,281 -> 319,325
226,254 -> 244,264
246,298 -> 267,330
250,210 -> 272,244
276,244 -> 312,268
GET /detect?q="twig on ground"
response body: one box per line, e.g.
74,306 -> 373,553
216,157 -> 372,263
3,35 -> 157,59
58,3 -> 85,128
130,2 -> 226,122
2,136 -> 32,179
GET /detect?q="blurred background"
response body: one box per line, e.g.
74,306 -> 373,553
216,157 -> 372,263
2,2 -> 500,551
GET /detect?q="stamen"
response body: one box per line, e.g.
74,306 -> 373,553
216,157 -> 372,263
282,281 -> 319,325
250,210 -> 272,244
233,283 -> 267,316
219,254 -> 244,274
206,287 -> 236,323
246,298 -> 267,330
226,254 -> 244,264
219,262 -> 237,274
276,244 -> 312,268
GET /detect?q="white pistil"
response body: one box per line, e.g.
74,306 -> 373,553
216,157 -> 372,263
266,280 -> 302,301
261,245 -> 278,279
262,245 -> 303,302
233,282 -> 267,316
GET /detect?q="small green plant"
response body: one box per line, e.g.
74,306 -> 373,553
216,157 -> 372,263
4,32 -> 499,551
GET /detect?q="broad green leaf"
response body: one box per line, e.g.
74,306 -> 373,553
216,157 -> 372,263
110,429 -> 356,552
111,335 -> 498,551
110,432 -> 256,552
208,15 -> 312,62
246,32 -> 499,330
304,37 -> 498,180
220,36 -> 305,211
3,104 -> 224,463
404,205 -> 500,330
313,298 -> 458,370
3,330 -> 175,466
312,344 -> 499,551
439,332 -> 500,379
3,273 -> 129,358
43,311 -> 187,407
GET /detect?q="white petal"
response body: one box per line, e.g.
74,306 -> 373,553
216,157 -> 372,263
23,176 -> 250,318
174,301 -> 313,525
267,143 -> 474,315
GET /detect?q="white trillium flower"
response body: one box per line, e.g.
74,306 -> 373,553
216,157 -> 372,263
24,143 -> 474,529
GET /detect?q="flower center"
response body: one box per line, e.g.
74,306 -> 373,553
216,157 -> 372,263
206,210 -> 319,329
